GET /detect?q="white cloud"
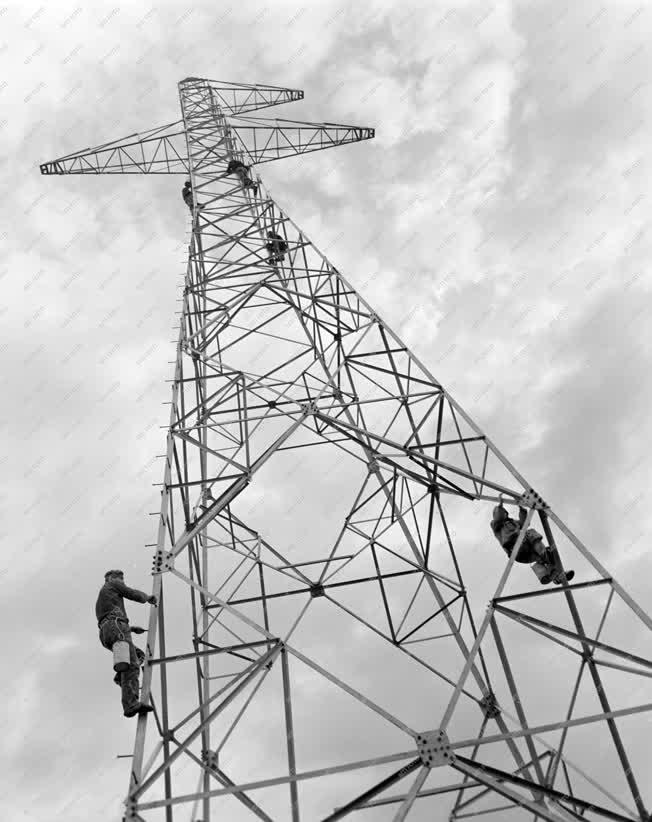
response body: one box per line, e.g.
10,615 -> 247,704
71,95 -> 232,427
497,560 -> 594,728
40,635 -> 81,655
0,671 -> 40,758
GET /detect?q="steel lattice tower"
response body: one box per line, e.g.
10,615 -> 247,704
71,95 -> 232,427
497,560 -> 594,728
41,78 -> 652,822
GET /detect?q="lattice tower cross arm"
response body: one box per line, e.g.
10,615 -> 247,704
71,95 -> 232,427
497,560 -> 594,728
39,77 -> 374,175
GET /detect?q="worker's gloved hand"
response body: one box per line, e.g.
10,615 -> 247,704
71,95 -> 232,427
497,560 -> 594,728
147,595 -> 158,606
131,626 -> 146,634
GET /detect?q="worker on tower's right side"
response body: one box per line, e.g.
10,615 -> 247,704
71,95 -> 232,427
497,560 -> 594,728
265,231 -> 288,264
226,159 -> 258,196
490,499 -> 575,585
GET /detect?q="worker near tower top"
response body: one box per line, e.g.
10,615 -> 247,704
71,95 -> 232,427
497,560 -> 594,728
226,159 -> 258,196
95,570 -> 157,718
490,500 -> 574,585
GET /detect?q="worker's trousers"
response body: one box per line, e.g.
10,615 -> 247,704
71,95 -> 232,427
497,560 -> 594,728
99,615 -> 141,715
236,169 -> 255,189
507,530 -> 555,582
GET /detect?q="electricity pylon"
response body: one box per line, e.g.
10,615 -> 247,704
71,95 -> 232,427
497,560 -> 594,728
42,78 -> 652,822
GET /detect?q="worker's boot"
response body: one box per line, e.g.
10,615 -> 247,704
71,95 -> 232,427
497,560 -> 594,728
121,663 -> 143,716
531,561 -> 552,585
553,569 -> 575,585
124,702 -> 154,718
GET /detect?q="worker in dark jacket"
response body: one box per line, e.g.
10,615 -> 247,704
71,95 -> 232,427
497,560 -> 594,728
226,159 -> 258,196
490,501 -> 574,585
182,180 -> 193,211
95,569 -> 157,717
265,231 -> 288,264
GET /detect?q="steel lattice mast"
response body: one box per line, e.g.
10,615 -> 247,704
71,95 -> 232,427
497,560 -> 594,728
41,78 -> 652,822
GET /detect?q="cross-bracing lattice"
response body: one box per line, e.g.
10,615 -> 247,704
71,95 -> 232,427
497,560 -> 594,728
41,78 -> 652,822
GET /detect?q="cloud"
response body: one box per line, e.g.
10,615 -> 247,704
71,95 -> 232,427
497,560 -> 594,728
40,634 -> 81,655
0,671 -> 40,759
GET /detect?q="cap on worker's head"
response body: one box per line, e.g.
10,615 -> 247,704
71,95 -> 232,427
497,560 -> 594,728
185,180 -> 190,185
105,569 -> 124,580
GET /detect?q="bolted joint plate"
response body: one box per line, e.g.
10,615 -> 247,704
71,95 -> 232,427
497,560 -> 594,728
301,400 -> 318,415
152,548 -> 174,575
479,692 -> 501,719
417,730 -> 455,767
518,488 -> 548,509
367,457 -> 381,474
201,748 -> 219,770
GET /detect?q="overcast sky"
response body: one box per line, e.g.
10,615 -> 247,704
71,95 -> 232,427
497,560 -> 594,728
2,0 -> 652,820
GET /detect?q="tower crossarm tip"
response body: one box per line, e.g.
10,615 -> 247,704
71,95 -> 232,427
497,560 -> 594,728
39,120 -> 188,175
229,116 -> 375,165
179,77 -> 303,114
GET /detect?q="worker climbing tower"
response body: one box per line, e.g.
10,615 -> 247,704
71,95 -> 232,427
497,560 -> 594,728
41,78 -> 652,821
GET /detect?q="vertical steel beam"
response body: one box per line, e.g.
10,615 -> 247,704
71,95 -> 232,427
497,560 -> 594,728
281,648 -> 300,822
